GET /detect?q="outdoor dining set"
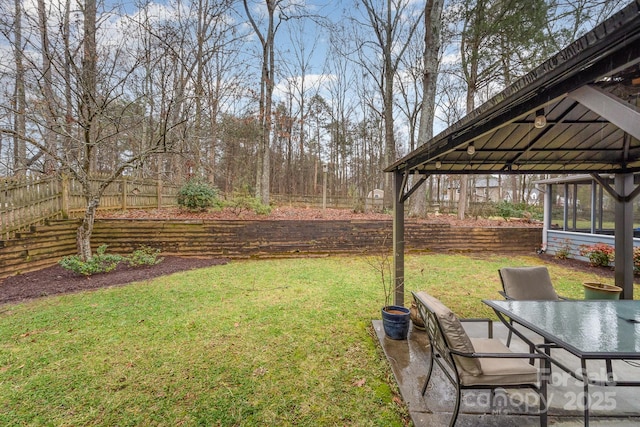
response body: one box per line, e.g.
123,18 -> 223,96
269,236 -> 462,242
412,266 -> 640,427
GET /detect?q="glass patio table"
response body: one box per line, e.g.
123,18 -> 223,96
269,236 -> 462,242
483,299 -> 640,427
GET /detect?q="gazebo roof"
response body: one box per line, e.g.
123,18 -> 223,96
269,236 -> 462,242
385,1 -> 640,302
385,1 -> 640,176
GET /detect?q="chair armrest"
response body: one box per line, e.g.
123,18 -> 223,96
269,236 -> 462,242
536,342 -> 563,350
471,352 -> 547,360
449,347 -> 547,360
498,290 -> 513,300
500,290 -> 571,300
460,318 -> 493,338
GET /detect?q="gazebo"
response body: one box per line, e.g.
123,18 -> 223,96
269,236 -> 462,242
385,1 -> 640,303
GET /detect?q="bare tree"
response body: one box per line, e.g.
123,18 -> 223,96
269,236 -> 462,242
242,0 -> 282,205
277,19 -> 323,195
454,0 -> 548,219
408,0 -> 445,217
0,0 -> 192,259
351,0 -> 424,209
306,93 -> 330,195
6,0 -> 27,175
34,0 -> 58,173
326,26 -> 361,197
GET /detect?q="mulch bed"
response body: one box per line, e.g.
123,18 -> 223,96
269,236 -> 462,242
537,252 -> 619,279
0,256 -> 228,306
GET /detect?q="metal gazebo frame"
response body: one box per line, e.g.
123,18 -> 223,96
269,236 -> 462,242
385,1 -> 640,303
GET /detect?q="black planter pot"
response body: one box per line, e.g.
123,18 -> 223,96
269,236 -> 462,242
381,305 -> 411,340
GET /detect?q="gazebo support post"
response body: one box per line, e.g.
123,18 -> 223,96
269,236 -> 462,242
393,170 -> 405,307
614,173 -> 635,299
590,181 -> 597,234
542,183 -> 552,251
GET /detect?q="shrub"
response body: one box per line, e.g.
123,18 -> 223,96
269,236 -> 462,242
252,199 -> 272,215
59,245 -> 124,276
177,179 -> 220,211
579,243 -> 614,267
469,202 -> 494,219
495,200 -> 516,220
494,200 -> 542,222
225,190 -> 271,216
127,245 -> 163,267
555,239 -> 572,260
634,247 -> 640,275
60,245 -> 165,276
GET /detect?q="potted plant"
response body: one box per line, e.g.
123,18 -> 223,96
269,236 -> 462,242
583,282 -> 622,300
381,303 -> 411,340
365,237 -> 411,340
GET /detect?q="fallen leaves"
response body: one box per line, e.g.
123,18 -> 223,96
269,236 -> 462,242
253,366 -> 268,377
95,206 -> 541,228
96,207 -> 393,221
352,378 -> 366,387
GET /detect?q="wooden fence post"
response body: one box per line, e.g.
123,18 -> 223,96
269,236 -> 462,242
121,178 -> 127,210
157,179 -> 162,209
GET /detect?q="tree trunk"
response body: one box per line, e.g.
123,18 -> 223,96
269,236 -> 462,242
76,197 -> 99,260
458,79 -> 477,219
62,0 -> 73,163
409,0 -> 444,217
359,0 -> 423,210
12,0 -> 26,176
37,0 -> 58,174
207,51 -> 222,185
244,0 -> 275,205
381,0 -> 396,210
75,0 -> 98,259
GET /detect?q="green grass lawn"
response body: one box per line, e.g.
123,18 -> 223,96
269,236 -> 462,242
0,254 -> 628,426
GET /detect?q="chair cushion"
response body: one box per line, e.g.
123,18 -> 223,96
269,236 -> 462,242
415,291 -> 482,376
500,266 -> 559,300
459,338 -> 539,387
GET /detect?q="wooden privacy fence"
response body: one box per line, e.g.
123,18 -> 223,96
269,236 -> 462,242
1,175 -> 473,242
0,218 -> 542,279
0,175 -> 388,241
0,176 -> 62,241
0,176 -> 180,240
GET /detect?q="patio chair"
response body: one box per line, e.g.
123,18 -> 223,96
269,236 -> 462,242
498,266 -> 567,346
498,266 -> 563,300
412,291 -> 546,427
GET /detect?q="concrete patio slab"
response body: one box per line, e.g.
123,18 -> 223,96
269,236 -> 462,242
373,320 -> 640,426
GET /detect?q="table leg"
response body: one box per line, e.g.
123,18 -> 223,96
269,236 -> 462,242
540,340 -> 550,427
541,357 -> 548,427
581,359 -> 589,427
606,359 -> 614,384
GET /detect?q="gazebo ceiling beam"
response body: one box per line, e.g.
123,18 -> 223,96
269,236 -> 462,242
568,85 -> 640,141
512,119 -> 611,125
501,101 -> 580,170
459,147 -> 631,154
410,163 -> 640,173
